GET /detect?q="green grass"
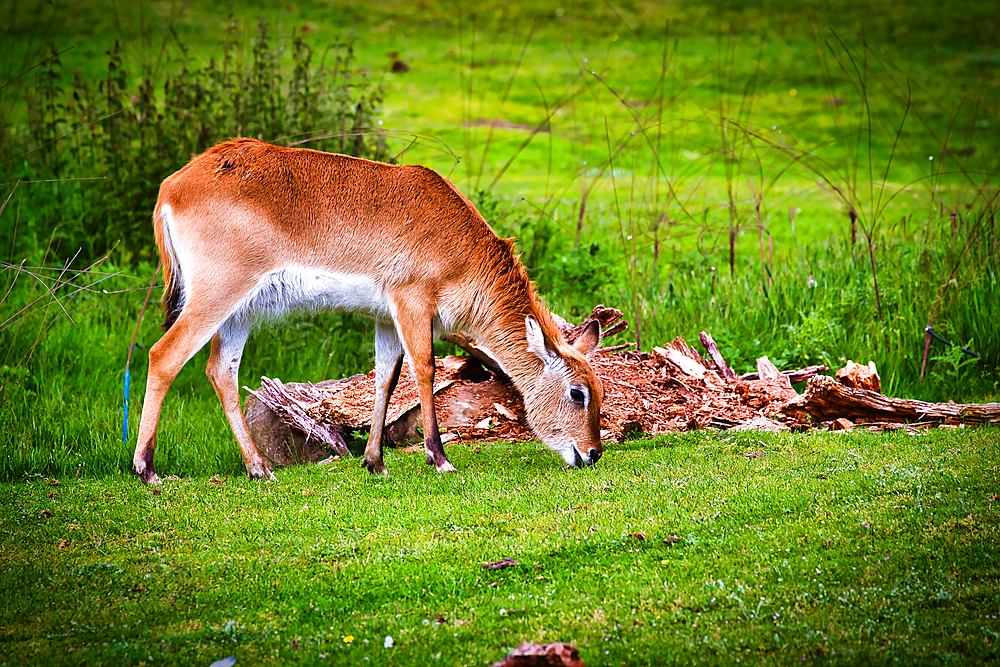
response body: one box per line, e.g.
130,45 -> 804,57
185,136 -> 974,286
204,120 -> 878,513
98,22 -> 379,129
2,429 -> 998,665
1,4 -> 999,663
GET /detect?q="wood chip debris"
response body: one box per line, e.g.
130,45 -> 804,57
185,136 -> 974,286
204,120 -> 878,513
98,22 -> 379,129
482,558 -> 519,570
488,641 -> 584,667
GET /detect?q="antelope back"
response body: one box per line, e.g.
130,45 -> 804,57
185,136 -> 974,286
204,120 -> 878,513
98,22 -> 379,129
154,139 -> 523,330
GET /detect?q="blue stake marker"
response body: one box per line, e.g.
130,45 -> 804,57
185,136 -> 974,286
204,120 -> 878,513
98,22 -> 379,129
123,370 -> 130,443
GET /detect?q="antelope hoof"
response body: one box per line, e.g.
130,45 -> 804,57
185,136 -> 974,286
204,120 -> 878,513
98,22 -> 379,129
435,460 -> 458,474
249,465 -> 276,481
132,462 -> 163,486
363,457 -> 388,476
133,449 -> 160,485
134,467 -> 162,486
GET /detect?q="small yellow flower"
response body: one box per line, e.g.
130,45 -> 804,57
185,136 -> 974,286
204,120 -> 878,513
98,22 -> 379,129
789,88 -> 798,97
343,635 -> 354,643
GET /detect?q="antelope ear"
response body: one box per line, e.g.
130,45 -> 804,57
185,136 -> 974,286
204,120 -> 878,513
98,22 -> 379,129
573,319 -> 601,357
526,316 -> 557,366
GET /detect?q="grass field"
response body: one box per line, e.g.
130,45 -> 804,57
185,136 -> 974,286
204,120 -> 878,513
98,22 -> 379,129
3,429 -> 999,666
2,1 -> 1000,664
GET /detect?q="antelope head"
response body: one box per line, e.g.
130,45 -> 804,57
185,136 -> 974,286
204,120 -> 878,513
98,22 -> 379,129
523,317 -> 605,467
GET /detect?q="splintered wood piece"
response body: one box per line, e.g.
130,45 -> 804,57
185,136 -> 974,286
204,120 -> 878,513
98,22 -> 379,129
831,417 -> 855,431
662,348 -> 706,379
666,336 -> 704,365
560,304 -> 629,344
653,340 -> 709,380
734,357 -> 799,408
494,402 -> 517,420
699,331 -> 736,381
835,360 -> 882,393
739,365 -> 828,383
756,356 -> 781,382
730,416 -> 790,432
783,375 -> 1000,426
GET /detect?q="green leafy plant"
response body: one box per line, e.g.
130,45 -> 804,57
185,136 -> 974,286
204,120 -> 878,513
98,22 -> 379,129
929,337 -> 981,398
3,17 -> 387,267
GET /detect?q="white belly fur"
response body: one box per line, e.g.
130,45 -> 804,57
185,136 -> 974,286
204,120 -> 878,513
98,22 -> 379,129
231,266 -> 394,324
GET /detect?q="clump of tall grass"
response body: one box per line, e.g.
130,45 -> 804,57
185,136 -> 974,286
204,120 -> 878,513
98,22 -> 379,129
467,27 -> 999,404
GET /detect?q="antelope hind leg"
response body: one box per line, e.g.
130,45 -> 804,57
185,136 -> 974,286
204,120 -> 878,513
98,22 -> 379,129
134,309 -> 222,485
206,318 -> 276,481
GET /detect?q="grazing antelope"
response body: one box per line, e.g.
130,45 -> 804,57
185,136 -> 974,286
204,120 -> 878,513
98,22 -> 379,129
133,138 -> 604,484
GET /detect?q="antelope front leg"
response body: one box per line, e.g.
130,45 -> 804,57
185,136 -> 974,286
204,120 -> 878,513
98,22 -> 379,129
417,374 -> 455,473
393,299 -> 456,473
363,321 -> 404,475
404,321 -> 455,472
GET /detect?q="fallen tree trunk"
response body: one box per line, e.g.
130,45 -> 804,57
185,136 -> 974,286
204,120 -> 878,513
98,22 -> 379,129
783,375 -> 1000,426
245,377 -> 353,461
243,304 -> 998,467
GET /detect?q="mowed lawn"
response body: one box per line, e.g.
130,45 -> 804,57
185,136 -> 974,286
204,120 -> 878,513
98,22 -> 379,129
2,428 -> 998,666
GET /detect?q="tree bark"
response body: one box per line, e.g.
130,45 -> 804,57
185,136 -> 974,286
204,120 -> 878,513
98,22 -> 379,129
783,375 -> 1000,426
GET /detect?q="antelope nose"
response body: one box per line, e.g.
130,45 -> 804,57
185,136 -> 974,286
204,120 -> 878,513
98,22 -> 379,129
589,448 -> 602,464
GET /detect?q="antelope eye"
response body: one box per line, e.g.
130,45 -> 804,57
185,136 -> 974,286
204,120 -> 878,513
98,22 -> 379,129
569,387 -> 586,404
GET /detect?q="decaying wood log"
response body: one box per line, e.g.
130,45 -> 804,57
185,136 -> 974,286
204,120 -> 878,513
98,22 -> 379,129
244,311 -> 998,466
245,377 -> 352,456
782,375 -> 1000,426
245,390 -> 344,465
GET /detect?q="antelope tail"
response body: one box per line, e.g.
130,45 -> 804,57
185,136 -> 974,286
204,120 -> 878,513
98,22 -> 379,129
153,203 -> 183,331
